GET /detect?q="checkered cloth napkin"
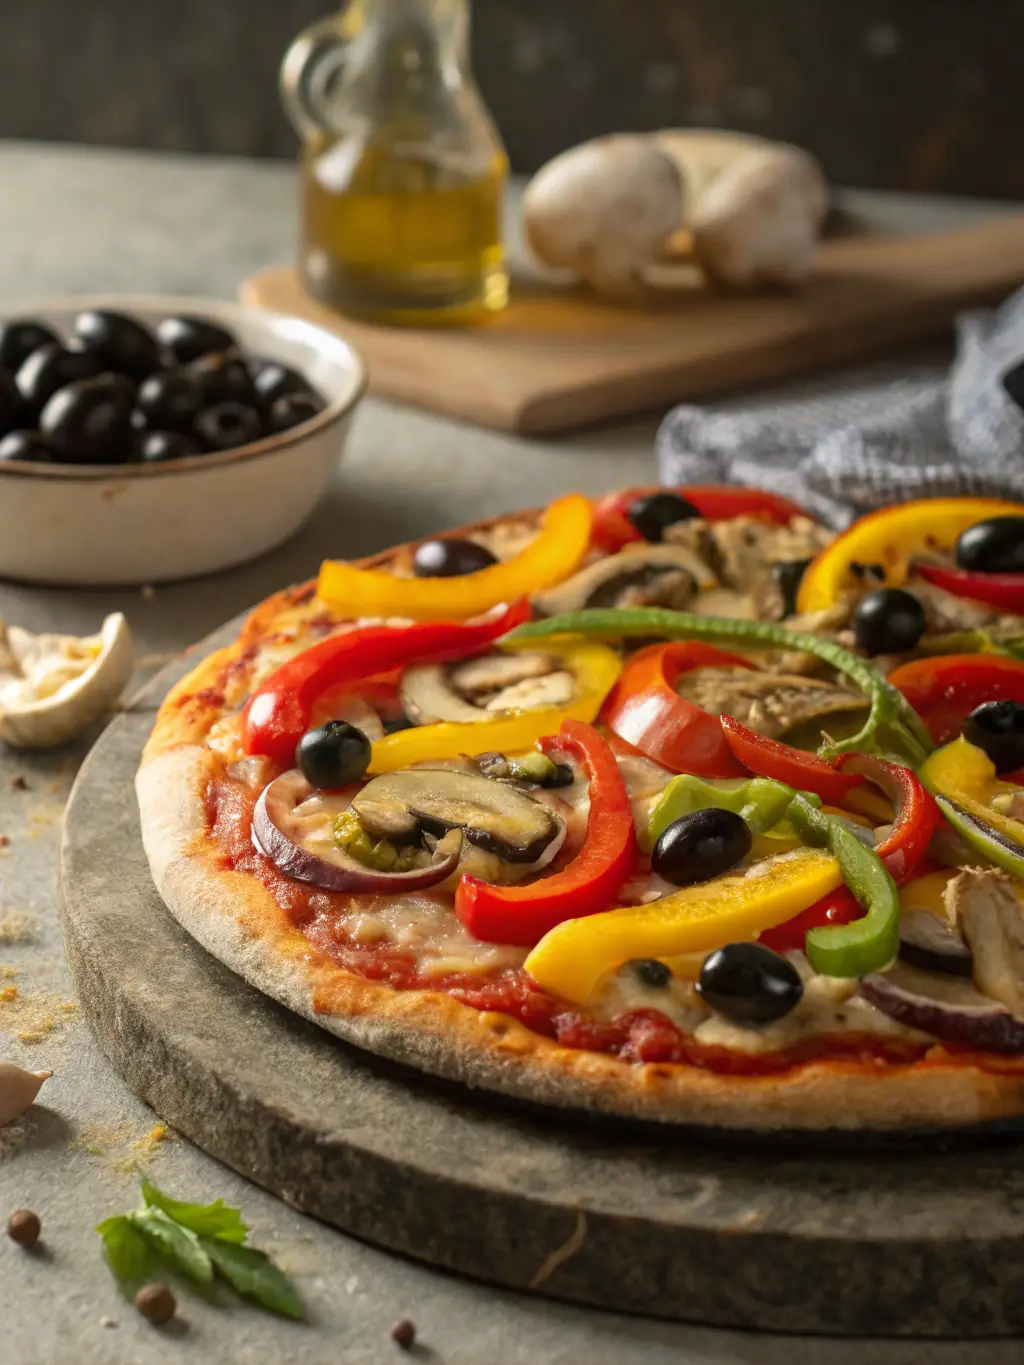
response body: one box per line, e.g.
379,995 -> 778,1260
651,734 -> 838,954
656,289 -> 1024,528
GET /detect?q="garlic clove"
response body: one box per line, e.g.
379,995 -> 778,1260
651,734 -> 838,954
0,1061 -> 51,1127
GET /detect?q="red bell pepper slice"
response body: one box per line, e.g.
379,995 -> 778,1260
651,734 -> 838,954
455,719 -> 635,946
760,755 -> 939,952
242,598 -> 531,768
718,715 -> 865,804
601,642 -> 751,777
888,653 -> 1024,746
591,485 -> 813,554
916,561 -> 1024,613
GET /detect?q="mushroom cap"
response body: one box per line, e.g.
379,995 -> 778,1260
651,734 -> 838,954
0,612 -> 134,749
523,134 -> 686,299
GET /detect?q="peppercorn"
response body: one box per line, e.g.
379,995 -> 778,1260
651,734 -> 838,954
7,1209 -> 41,1248
391,1318 -> 416,1349
134,1283 -> 176,1325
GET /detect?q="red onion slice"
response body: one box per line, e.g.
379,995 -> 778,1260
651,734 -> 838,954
252,770 -> 460,892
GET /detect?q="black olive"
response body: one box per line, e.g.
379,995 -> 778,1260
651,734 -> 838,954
697,943 -> 804,1025
156,315 -> 238,366
73,309 -> 161,380
631,958 -> 672,988
16,343 -> 102,412
40,375 -> 135,464
194,401 -> 264,452
252,360 -> 316,406
651,808 -> 752,887
267,392 -> 325,434
186,351 -> 258,406
0,319 -> 59,372
412,537 -> 498,578
851,588 -> 926,656
135,370 -> 204,431
627,491 -> 701,543
771,558 -> 811,617
0,430 -> 57,463
963,700 -> 1024,774
1000,358 -> 1024,410
297,720 -> 372,790
134,430 -> 203,464
955,516 -> 1024,575
0,368 -> 24,435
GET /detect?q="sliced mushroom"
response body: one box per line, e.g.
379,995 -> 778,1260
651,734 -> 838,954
533,544 -> 716,617
675,667 -> 867,745
860,962 -> 1024,1054
352,768 -> 562,863
0,612 -> 134,749
948,868 -> 1024,1016
401,651 -> 574,726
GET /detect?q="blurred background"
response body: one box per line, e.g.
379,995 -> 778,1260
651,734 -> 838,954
3,0 -> 1020,197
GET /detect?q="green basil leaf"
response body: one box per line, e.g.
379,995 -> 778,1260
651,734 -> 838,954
201,1238 -> 304,1320
135,1208 -> 213,1285
96,1214 -> 153,1282
140,1178 -> 248,1244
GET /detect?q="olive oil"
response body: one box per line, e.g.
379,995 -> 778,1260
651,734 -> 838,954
301,137 -> 508,325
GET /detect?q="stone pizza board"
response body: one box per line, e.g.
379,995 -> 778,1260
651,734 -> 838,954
59,619 -> 1024,1337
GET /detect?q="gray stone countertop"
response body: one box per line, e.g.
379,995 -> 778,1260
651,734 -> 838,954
0,140 -> 1019,1365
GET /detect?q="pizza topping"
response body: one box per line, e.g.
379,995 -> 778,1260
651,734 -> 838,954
955,516 -> 1024,575
898,908 -> 973,977
455,720 -> 634,946
921,737 -> 1024,879
696,942 -> 804,1025
851,589 -> 927,657
503,606 -> 935,765
253,770 -> 463,893
0,611 -> 134,749
412,537 -> 499,578
533,543 -> 714,616
651,809 -> 752,887
717,716 -> 865,804
860,962 -> 1024,1054
400,651 -> 573,726
352,767 -> 563,866
242,600 -> 530,768
950,869 -> 1024,1016
296,720 -> 372,790
367,641 -> 621,774
627,491 -> 701,542
476,750 -> 575,788
318,493 -> 593,622
602,641 -> 751,777
888,654 -> 1024,748
963,700 -> 1024,773
590,485 -> 815,555
915,561 -> 1024,615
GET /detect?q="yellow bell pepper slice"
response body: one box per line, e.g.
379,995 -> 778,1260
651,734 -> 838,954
797,497 -> 1022,613
317,493 -> 593,622
524,847 -> 843,1005
897,868 -> 955,919
367,641 -> 621,773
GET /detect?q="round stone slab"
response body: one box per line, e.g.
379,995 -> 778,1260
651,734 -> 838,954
60,623 -> 1024,1337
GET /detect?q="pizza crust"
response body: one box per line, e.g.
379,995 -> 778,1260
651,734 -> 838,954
137,745 -> 1024,1132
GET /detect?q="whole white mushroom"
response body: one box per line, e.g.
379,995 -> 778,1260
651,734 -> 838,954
522,134 -> 686,300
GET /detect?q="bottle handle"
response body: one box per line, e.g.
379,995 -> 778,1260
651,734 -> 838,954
280,15 -> 349,140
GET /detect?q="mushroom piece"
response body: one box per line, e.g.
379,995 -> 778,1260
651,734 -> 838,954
0,1061 -> 50,1127
401,651 -> 573,726
675,667 -> 867,745
522,134 -> 686,299
657,131 -> 829,288
949,868 -> 1024,1016
898,908 -> 973,977
0,612 -> 134,749
352,768 -> 562,864
532,543 -> 716,617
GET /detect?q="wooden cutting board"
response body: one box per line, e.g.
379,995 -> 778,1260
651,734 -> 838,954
241,215 -> 1024,435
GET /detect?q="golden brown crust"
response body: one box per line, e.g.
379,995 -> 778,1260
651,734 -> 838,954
137,509 -> 1024,1132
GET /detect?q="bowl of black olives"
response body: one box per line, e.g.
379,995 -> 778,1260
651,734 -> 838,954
0,296 -> 365,584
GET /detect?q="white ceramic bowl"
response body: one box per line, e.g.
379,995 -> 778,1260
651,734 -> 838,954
0,295 -> 366,585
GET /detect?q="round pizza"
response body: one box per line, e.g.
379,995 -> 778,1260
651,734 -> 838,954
136,485 -> 1024,1132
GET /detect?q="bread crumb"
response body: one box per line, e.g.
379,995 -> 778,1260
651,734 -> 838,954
2,986 -> 76,1042
10,774 -> 28,791
140,584 -> 155,600
1,986 -> 18,1002
0,913 -> 37,944
73,1120 -> 175,1174
0,834 -> 10,847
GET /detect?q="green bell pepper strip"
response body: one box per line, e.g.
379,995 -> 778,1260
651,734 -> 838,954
646,773 -> 899,976
787,794 -> 900,976
646,773 -> 811,851
501,607 -> 935,767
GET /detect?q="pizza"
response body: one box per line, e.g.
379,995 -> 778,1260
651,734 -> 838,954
136,485 -> 1024,1132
